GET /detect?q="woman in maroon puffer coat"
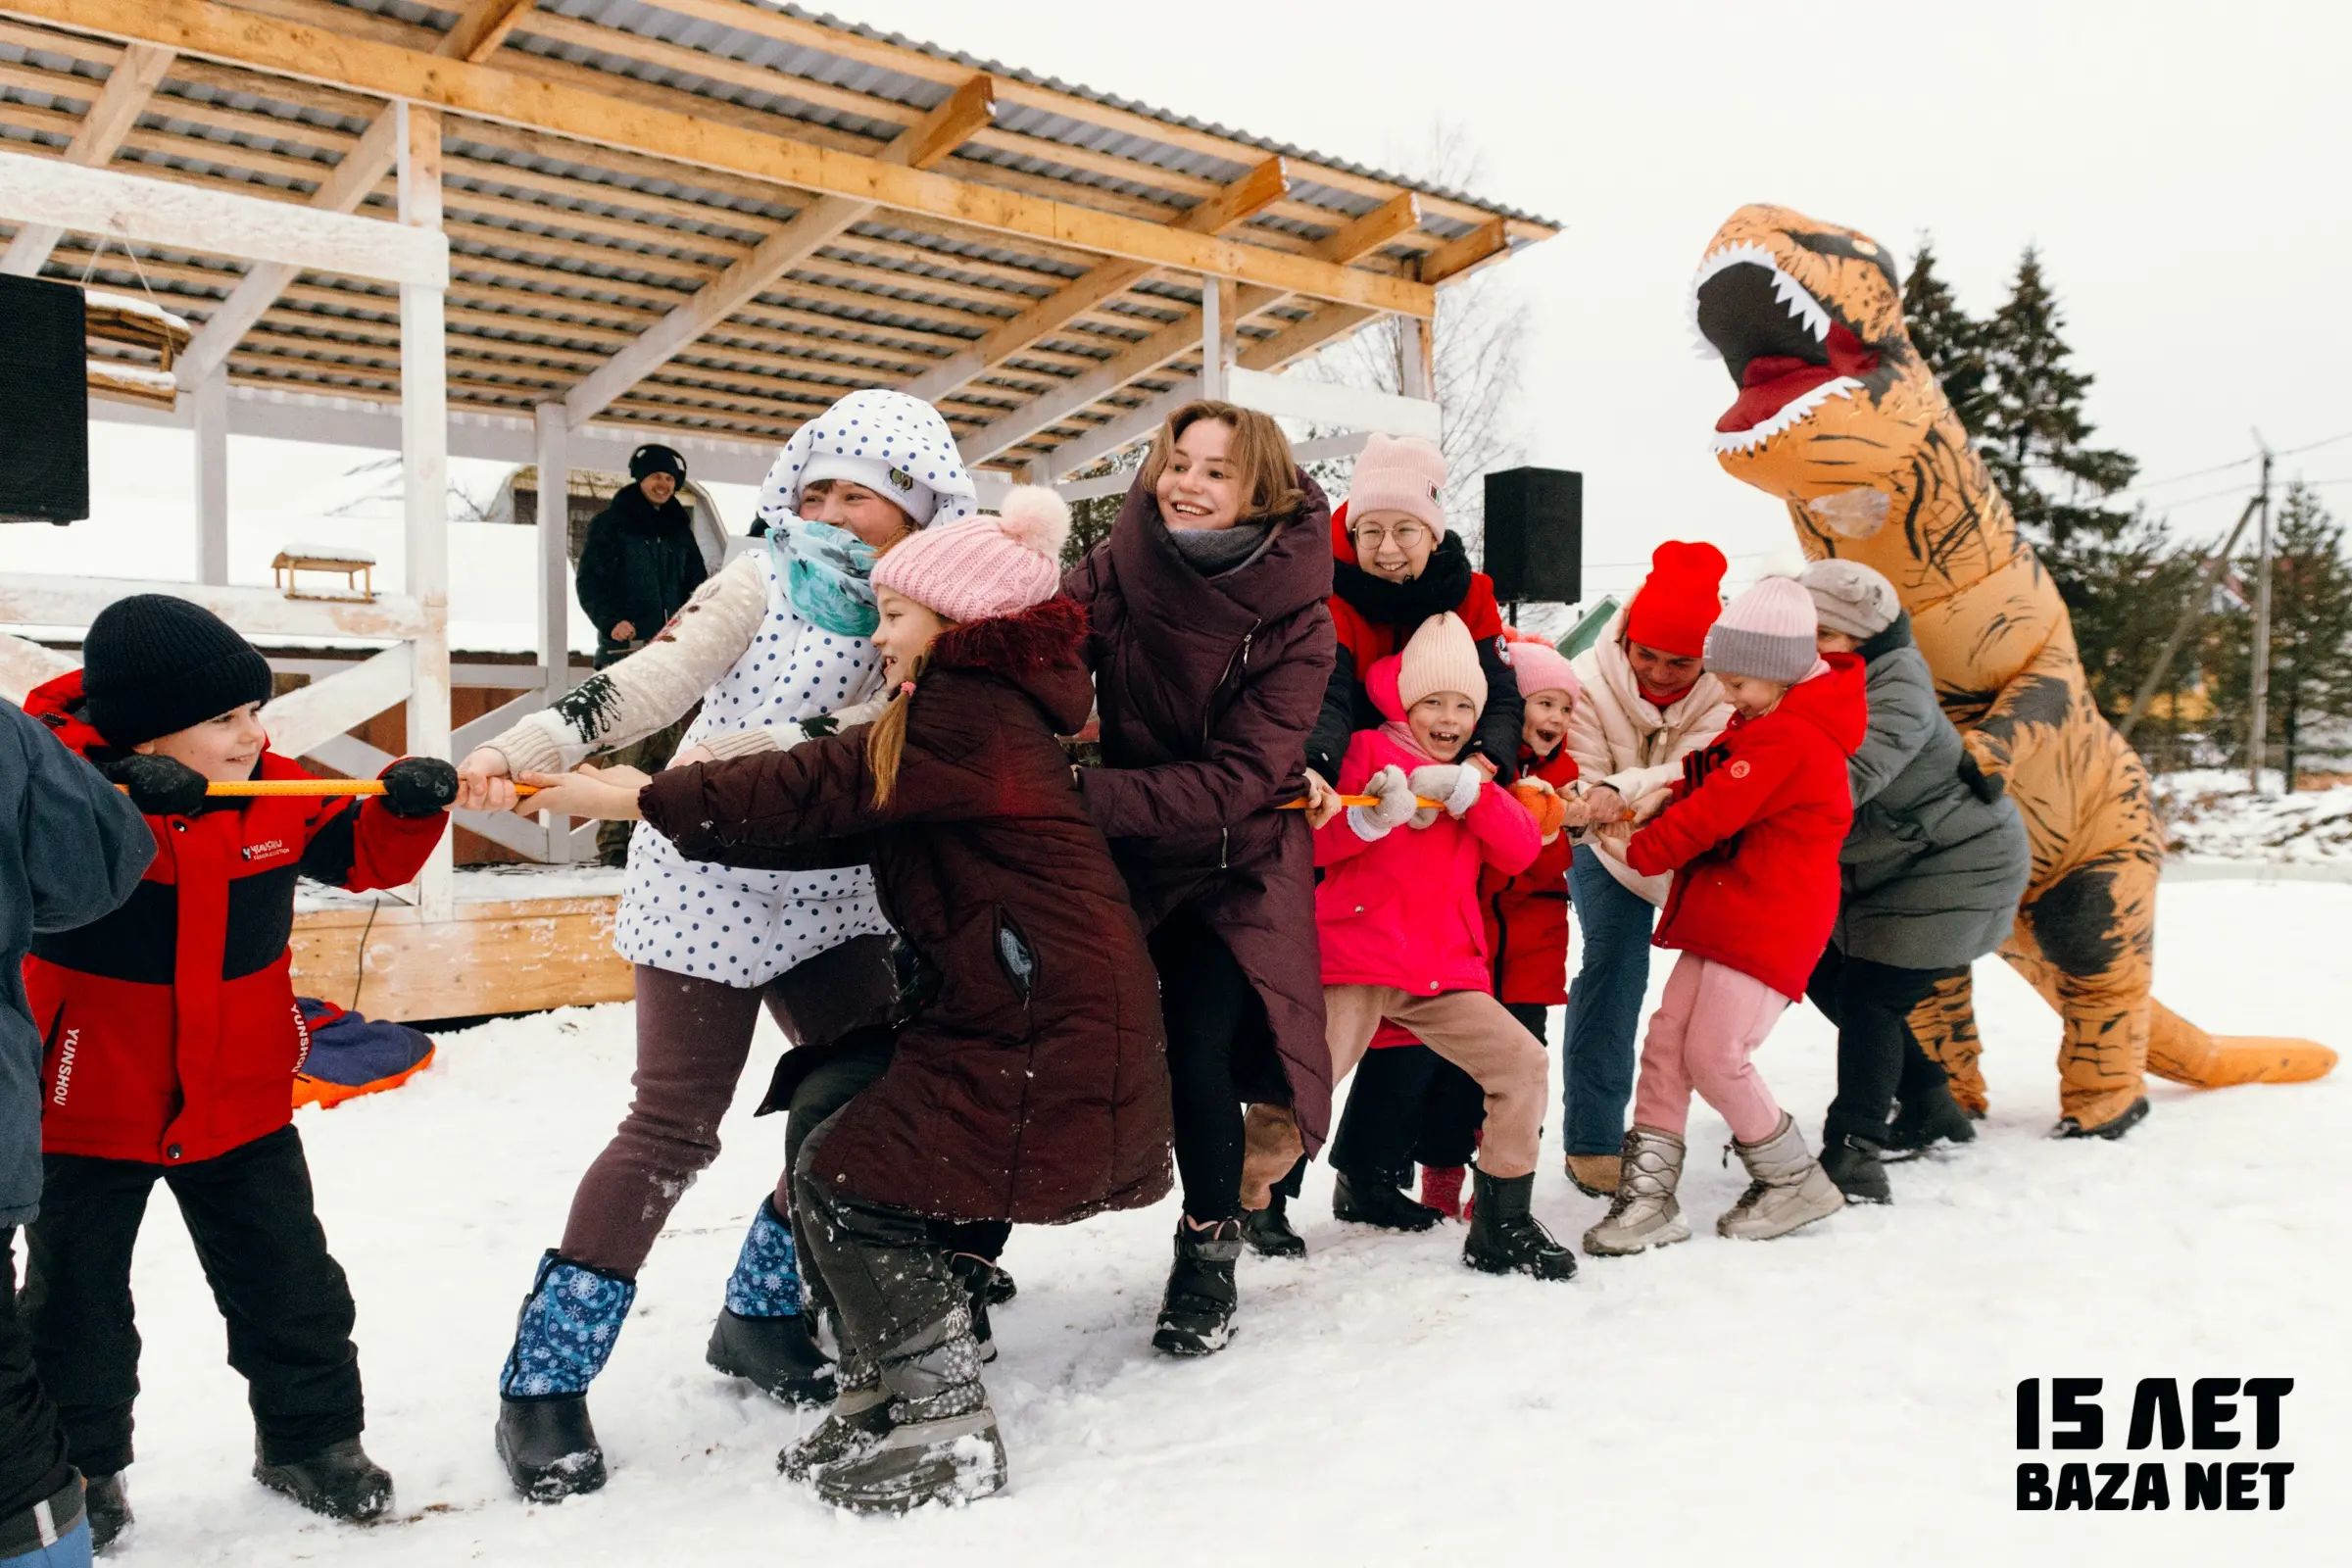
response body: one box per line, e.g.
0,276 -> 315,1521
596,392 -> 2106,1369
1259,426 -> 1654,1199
1062,400 -> 1338,1357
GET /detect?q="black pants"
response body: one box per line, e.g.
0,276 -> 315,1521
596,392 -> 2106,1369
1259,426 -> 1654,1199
1326,1003 -> 1544,1186
0,1228 -> 74,1521
1806,948 -> 1963,1146
1149,909 -> 1289,1223
23,1125 -> 363,1476
778,1037 -> 1007,1328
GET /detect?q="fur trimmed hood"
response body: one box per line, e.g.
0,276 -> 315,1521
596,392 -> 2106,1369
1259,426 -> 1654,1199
924,595 -> 1095,736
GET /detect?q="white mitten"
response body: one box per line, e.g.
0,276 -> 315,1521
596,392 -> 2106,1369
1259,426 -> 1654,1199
1408,762 -> 1483,819
1347,764 -> 1418,840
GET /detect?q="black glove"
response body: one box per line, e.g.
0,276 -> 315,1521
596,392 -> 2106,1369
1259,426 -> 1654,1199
107,753 -> 210,817
1955,749 -> 2007,803
378,757 -> 459,817
1682,740 -> 1731,793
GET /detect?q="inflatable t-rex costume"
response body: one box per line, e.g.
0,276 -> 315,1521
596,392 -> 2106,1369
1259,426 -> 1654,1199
1690,203 -> 2334,1133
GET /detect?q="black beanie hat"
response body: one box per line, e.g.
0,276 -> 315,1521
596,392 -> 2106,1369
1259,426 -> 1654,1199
629,443 -> 686,483
80,594 -> 274,749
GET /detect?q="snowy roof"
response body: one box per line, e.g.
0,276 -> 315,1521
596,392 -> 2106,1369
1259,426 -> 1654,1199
0,2 -> 1553,471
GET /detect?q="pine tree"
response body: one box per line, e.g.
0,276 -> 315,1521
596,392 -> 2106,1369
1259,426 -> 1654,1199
1900,238 -> 1990,434
1977,248 -> 2139,556
2199,483 -> 2352,788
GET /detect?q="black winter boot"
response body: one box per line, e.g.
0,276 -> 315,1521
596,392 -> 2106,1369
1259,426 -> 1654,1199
496,1396 -> 606,1501
84,1472 -> 131,1552
982,1265 -> 1018,1307
706,1308 -> 837,1404
811,1308 -> 1005,1513
1883,1080 -> 1979,1159
948,1253 -> 1003,1364
2054,1095 -> 2151,1142
1332,1171 -> 1443,1232
1151,1217 -> 1241,1356
1240,1190 -> 1306,1257
253,1438 -> 394,1521
1461,1170 -> 1577,1281
1820,1132 -> 1891,1203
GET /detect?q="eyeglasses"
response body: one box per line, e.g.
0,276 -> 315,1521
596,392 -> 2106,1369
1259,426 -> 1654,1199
1351,521 -> 1432,551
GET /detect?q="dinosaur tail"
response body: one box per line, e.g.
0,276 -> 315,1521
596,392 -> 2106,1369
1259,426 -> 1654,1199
2146,1002 -> 2337,1088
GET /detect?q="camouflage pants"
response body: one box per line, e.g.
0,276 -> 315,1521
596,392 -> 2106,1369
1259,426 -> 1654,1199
596,714 -> 692,865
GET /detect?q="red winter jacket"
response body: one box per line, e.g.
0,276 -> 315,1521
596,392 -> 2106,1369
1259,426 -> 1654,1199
1480,741 -> 1582,1005
21,671 -> 448,1165
1625,657 -> 1866,1001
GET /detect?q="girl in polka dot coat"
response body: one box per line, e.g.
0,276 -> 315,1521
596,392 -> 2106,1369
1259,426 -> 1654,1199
458,391 -> 982,1499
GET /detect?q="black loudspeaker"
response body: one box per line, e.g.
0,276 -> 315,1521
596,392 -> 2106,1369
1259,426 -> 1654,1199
0,274 -> 89,524
1483,466 -> 1582,604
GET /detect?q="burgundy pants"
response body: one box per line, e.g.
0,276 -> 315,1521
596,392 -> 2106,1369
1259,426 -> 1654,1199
558,936 -> 896,1277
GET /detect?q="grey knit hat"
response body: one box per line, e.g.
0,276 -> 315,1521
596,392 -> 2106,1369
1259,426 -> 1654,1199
1703,576 -> 1820,684
1799,559 -> 1900,641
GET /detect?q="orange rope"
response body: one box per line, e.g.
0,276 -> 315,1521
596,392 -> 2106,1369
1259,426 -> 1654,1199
119,779 -> 540,798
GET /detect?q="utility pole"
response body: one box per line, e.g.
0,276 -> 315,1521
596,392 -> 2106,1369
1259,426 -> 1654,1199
2246,434 -> 2275,793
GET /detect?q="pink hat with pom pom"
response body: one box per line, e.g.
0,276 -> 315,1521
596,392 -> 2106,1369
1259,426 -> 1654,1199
871,485 -> 1071,622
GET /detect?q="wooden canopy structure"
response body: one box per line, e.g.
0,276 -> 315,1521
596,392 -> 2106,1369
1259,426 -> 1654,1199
0,0 -> 1553,1016
0,0 -> 1554,479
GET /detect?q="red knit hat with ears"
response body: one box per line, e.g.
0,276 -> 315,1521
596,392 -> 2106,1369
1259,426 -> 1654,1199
1623,541 -> 1731,659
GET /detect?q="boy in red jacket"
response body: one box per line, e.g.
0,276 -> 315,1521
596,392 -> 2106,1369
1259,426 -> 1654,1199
19,596 -> 454,1543
1312,612 -> 1574,1280
1583,578 -> 1862,1256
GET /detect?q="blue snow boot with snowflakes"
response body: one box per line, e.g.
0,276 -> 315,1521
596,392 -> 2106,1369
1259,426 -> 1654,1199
706,1198 -> 837,1406
495,1250 -> 635,1501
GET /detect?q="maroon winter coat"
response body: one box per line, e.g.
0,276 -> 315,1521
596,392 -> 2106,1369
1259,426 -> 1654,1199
1062,475 -> 1339,1149
639,598 -> 1172,1226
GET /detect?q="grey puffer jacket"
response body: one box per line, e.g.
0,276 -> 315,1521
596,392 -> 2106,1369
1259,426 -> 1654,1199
1834,615 -> 2032,970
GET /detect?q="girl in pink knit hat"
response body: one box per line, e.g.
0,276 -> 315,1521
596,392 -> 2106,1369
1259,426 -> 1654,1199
522,490 -> 1176,1512
1583,576 -> 1866,1257
1310,612 -> 1578,1281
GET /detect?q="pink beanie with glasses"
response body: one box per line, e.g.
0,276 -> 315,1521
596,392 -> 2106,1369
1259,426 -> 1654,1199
1346,433 -> 1447,536
871,485 -> 1071,623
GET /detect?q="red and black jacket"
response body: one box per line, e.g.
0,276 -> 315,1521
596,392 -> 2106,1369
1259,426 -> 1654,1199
21,670 -> 447,1165
1305,501 -> 1523,785
1479,741 -> 1582,1005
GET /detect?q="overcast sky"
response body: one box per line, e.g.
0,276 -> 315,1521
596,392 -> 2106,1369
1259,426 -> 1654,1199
75,0 -> 2352,602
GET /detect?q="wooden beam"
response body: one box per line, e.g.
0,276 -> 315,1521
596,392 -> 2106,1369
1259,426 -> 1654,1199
901,157 -> 1292,406
563,74 -> 995,422
1420,217 -> 1509,284
1040,375 -> 1200,481
1316,192 -> 1422,265
17,0 -> 1431,316
0,38 -> 173,275
172,0 -> 526,388
1237,303 -> 1379,373
959,315 -> 1201,466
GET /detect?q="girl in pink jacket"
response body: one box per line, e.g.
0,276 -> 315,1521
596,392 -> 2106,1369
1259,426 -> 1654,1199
1312,612 -> 1575,1280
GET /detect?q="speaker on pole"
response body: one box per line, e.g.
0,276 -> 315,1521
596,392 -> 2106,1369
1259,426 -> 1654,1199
0,274 -> 90,524
1483,466 -> 1581,604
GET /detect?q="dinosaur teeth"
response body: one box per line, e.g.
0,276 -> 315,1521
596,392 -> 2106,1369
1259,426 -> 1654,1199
1689,242 -> 1837,347
1711,375 -> 1864,457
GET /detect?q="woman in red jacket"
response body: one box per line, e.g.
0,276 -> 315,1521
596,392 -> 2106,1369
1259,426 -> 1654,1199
20,596 -> 453,1544
1583,578 -> 1862,1257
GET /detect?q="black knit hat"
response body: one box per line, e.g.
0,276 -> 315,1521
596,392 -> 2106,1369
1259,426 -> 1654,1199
80,594 -> 273,749
629,443 -> 686,482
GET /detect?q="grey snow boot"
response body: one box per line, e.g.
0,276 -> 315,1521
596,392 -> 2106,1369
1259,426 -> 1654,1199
778,1365 -> 895,1483
1582,1127 -> 1691,1256
810,1305 -> 1007,1513
1717,1113 -> 1845,1240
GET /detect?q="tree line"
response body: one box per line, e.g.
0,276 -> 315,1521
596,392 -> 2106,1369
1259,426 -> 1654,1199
1904,243 -> 2352,788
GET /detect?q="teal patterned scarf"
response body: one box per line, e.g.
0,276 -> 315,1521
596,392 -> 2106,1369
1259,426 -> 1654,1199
773,519 -> 881,637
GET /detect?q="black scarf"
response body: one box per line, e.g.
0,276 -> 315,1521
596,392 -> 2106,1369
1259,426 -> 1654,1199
1332,530 -> 1474,628
613,483 -> 692,535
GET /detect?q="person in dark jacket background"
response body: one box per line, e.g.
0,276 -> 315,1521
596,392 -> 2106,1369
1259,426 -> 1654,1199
1304,434 -> 1523,790
572,443 -> 710,862
1,696 -> 152,1568
1798,562 -> 2033,1199
19,596 -> 455,1546
1062,401 -> 1339,1356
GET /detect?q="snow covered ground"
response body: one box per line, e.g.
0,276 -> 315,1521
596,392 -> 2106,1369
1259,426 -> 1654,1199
2156,769 -> 2352,866
48,878 -> 2350,1567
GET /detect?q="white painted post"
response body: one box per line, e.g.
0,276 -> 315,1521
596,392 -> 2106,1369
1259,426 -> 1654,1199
192,367 -> 229,585
397,102 -> 454,920
1200,274 -> 1228,403
1397,316 -> 1435,403
532,401 -> 582,861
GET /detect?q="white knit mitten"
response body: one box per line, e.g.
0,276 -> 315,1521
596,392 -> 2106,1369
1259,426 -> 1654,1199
1348,764 -> 1418,840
